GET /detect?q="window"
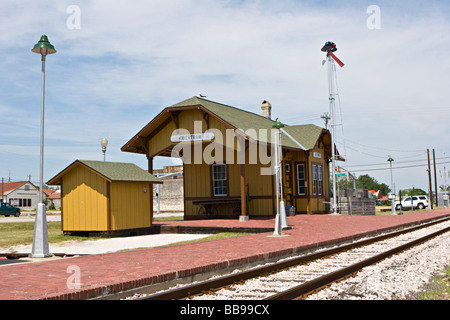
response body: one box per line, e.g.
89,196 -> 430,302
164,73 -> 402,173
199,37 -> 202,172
296,164 -> 306,195
312,164 -> 323,196
9,198 -> 31,207
285,163 -> 290,173
312,165 -> 317,195
212,164 -> 227,196
318,165 -> 323,195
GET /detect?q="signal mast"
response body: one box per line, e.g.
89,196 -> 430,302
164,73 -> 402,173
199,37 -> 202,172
321,41 -> 344,214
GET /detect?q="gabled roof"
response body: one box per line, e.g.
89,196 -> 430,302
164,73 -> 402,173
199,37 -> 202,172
0,181 -> 36,196
44,188 -> 56,197
47,160 -> 163,185
121,96 -> 332,154
48,190 -> 61,199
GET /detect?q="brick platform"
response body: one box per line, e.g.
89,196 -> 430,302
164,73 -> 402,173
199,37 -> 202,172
1,209 -> 449,300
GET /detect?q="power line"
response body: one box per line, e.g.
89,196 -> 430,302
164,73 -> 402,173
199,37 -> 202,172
350,160 -> 450,173
343,139 -> 425,154
347,156 -> 450,168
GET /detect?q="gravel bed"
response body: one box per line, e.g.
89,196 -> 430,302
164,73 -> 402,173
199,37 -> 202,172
190,221 -> 450,300
307,232 -> 449,300
125,221 -> 449,300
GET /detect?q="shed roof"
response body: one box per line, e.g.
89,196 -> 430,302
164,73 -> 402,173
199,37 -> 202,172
47,160 -> 162,185
121,96 -> 332,154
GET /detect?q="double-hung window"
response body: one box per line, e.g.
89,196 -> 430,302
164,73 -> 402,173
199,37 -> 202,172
312,164 -> 323,196
296,163 -> 306,195
212,164 -> 227,196
317,164 -> 323,195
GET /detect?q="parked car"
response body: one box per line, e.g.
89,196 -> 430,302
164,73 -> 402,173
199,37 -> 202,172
395,195 -> 429,210
0,202 -> 21,217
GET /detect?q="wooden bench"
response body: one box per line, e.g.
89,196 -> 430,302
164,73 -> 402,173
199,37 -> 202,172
193,198 -> 242,217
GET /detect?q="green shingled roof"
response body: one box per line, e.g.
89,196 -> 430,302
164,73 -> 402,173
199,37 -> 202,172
168,97 -> 326,150
47,160 -> 162,185
79,160 -> 161,182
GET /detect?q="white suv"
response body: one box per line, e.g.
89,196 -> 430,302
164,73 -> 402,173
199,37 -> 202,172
395,195 -> 429,210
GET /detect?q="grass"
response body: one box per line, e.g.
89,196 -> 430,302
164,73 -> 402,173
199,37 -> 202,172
0,216 -> 251,249
414,266 -> 450,300
0,221 -> 98,248
157,232 -> 252,247
154,215 -> 184,221
375,206 -> 430,215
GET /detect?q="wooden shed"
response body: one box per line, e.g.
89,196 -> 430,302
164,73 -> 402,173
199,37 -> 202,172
121,97 -> 339,220
47,160 -> 162,236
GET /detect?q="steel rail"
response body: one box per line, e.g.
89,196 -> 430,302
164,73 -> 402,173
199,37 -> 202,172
140,216 -> 450,300
265,224 -> 450,300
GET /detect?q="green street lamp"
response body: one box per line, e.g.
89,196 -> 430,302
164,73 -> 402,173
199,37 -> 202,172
272,119 -> 288,235
387,156 -> 396,215
30,35 -> 56,258
272,119 -> 285,129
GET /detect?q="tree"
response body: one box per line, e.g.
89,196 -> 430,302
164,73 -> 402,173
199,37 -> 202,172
337,174 -> 391,195
399,188 -> 427,197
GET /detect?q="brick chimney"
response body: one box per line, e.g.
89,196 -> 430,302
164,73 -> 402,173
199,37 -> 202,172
261,100 -> 272,119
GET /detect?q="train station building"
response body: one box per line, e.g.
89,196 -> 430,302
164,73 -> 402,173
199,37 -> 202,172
121,97 -> 336,220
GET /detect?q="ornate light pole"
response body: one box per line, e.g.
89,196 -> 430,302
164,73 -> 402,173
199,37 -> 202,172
101,138 -> 108,161
30,35 -> 56,258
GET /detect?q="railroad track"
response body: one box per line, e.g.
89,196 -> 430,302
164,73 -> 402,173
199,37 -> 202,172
137,217 -> 450,300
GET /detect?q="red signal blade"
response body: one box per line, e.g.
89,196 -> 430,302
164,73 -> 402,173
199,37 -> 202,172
328,51 -> 344,67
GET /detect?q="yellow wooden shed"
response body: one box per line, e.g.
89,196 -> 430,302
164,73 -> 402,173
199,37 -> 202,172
47,160 -> 162,236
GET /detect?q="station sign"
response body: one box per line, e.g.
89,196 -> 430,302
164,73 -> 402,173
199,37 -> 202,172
171,132 -> 215,142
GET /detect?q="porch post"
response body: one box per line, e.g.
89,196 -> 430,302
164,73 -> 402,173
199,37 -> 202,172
148,156 -> 154,224
239,163 -> 248,222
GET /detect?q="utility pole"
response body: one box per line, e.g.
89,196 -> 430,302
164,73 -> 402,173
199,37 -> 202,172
433,149 -> 438,207
427,149 -> 433,209
321,112 -> 330,129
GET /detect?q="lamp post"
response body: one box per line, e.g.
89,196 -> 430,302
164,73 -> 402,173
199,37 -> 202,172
272,119 -> 288,235
387,156 -> 396,215
30,35 -> 56,258
101,138 -> 108,161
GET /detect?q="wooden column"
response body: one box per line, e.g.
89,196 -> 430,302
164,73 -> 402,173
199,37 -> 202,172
148,156 -> 154,225
239,163 -> 248,221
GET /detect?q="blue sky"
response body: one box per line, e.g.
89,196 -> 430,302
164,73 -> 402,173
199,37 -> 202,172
1,0 -> 450,192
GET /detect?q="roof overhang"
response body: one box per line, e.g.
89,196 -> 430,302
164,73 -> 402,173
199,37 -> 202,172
121,104 -> 252,156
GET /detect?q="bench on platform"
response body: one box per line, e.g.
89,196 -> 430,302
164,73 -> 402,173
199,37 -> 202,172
193,198 -> 242,217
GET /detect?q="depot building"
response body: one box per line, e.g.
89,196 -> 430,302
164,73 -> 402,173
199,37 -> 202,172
121,97 -> 337,220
